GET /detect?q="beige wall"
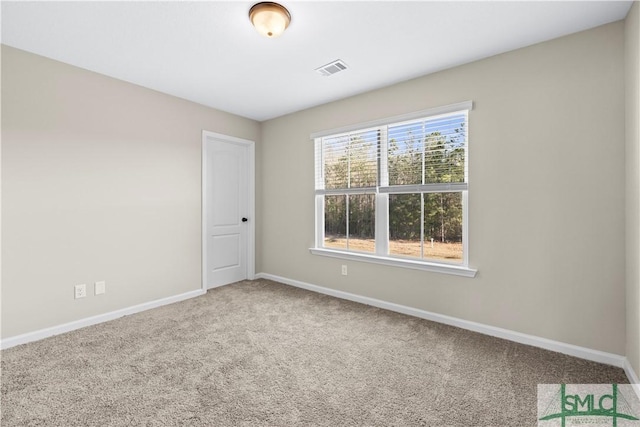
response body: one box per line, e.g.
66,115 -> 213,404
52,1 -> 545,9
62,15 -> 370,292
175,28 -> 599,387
1,45 -> 260,338
626,2 -> 640,376
260,22 -> 627,355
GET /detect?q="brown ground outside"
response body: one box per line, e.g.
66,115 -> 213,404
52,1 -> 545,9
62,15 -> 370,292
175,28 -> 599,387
324,236 -> 462,261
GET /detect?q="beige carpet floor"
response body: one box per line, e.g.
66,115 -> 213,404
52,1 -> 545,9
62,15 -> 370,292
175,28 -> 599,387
0,279 -> 632,426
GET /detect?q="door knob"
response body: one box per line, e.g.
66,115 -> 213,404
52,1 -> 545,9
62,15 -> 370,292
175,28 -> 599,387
242,217 -> 248,222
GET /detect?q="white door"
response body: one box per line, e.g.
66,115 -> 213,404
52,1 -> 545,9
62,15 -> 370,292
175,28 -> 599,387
203,132 -> 254,289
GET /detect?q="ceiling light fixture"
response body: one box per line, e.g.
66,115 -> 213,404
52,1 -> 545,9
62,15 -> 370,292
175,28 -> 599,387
249,2 -> 291,38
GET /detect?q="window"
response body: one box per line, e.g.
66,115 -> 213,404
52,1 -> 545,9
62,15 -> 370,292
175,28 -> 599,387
311,101 -> 476,277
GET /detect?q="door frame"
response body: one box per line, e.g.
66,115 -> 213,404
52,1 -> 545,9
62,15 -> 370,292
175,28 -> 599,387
202,130 -> 256,290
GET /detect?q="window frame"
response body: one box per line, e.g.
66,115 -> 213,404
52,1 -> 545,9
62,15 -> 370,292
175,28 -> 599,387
311,101 -> 477,278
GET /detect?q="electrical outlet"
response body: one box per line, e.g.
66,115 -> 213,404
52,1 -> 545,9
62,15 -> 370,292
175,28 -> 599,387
341,265 -> 348,276
74,284 -> 87,299
95,281 -> 106,295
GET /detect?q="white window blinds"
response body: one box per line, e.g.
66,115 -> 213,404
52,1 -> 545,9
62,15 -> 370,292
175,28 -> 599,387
316,127 -> 380,193
383,111 -> 468,193
315,104 -> 469,195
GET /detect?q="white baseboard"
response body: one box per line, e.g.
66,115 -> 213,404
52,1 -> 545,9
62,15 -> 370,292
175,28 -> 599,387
0,289 -> 206,350
256,273 -> 629,371
624,358 -> 640,400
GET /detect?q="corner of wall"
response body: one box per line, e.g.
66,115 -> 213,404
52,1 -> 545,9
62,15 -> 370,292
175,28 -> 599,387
625,0 -> 640,378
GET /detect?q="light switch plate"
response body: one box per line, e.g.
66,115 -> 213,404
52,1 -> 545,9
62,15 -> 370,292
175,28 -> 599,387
95,281 -> 106,295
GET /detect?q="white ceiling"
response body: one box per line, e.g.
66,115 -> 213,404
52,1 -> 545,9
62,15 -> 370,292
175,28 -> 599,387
1,1 -> 633,121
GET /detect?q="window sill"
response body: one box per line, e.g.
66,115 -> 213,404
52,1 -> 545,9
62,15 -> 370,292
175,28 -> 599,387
309,248 -> 477,278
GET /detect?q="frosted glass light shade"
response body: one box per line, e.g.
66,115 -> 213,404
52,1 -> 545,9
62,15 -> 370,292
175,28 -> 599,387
249,2 -> 291,38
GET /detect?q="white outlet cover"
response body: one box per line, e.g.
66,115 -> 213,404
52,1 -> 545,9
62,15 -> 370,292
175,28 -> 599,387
74,284 -> 87,299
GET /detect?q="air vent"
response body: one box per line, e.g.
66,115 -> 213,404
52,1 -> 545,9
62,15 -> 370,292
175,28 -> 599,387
315,59 -> 348,77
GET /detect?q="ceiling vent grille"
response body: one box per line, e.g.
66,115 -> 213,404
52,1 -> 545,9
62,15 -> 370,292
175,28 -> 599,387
315,59 -> 348,77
